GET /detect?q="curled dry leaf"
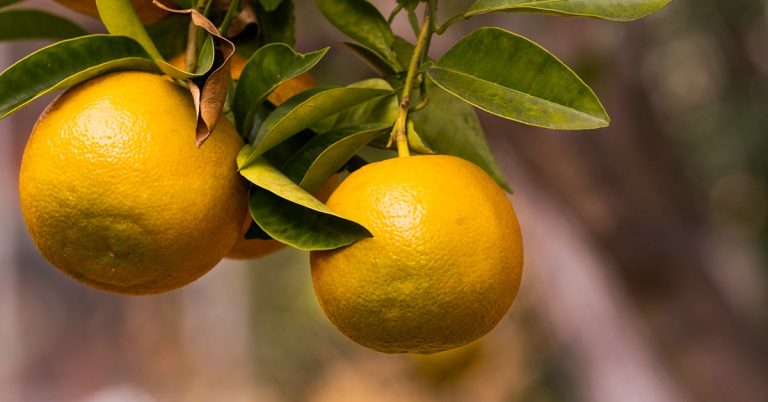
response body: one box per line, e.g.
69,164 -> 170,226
154,1 -> 235,145
225,0 -> 258,38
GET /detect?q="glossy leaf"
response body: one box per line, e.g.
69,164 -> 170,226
282,123 -> 391,192
0,10 -> 88,41
411,76 -> 510,191
0,0 -> 23,8
257,0 -> 295,46
313,78 -> 397,132
233,43 -> 328,135
429,28 -> 609,130
0,35 -> 157,120
466,0 -> 672,21
146,15 -> 189,59
241,158 -> 372,250
240,84 -> 392,168
316,0 -> 400,70
398,0 -> 420,11
96,0 -> 163,60
342,41 -> 399,75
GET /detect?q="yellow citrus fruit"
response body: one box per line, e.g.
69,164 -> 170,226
227,174 -> 340,260
54,0 -> 171,24
19,71 -> 248,295
310,155 -> 523,353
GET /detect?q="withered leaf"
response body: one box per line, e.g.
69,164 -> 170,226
154,1 -> 235,145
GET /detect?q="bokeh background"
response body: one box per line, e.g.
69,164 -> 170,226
1,0 -> 767,401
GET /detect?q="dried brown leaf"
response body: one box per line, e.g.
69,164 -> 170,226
153,1 -> 236,146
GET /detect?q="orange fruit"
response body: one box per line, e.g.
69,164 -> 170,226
19,71 -> 248,294
310,155 -> 523,353
170,52 -> 318,260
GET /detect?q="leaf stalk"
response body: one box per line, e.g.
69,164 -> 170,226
389,15 -> 431,158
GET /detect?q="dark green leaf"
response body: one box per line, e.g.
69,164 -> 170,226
233,43 -> 328,134
240,84 -> 393,168
342,41 -> 399,75
257,0 -> 295,46
146,15 -> 189,60
313,78 -> 397,132
315,0 -> 401,70
282,123 -> 391,192
429,27 -> 609,130
0,0 -> 22,8
241,158 -> 372,250
0,10 -> 88,41
466,0 -> 672,21
411,76 -> 510,191
0,35 -> 157,120
398,0 -> 420,12
259,0 -> 283,12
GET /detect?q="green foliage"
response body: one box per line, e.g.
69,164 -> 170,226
259,0 -> 284,12
0,35 -> 156,119
467,0 -> 673,21
411,76 -> 511,191
241,158 -> 372,250
240,84 -> 393,168
0,0 -> 672,250
257,0 -> 296,46
96,0 -> 164,61
315,0 -> 401,71
146,15 -> 189,60
0,0 -> 23,8
233,44 -> 328,135
281,123 -> 391,191
0,10 -> 88,41
429,28 -> 609,130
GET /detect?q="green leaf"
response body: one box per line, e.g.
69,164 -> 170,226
233,43 -> 328,135
315,0 -> 401,70
411,76 -> 510,191
241,158 -> 372,250
282,123 -> 391,192
429,27 -> 609,130
145,15 -> 189,60
342,41 -> 399,75
0,10 -> 88,41
313,78 -> 397,132
257,0 -> 295,46
0,34 -> 157,120
466,0 -> 672,21
0,0 -> 23,8
240,84 -> 393,168
398,0 -> 420,12
259,0 -> 284,12
96,0 -> 163,60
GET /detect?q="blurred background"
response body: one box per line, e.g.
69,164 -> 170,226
2,0 -> 768,401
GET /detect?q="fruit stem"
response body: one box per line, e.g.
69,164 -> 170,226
218,0 -> 241,36
390,15 -> 431,158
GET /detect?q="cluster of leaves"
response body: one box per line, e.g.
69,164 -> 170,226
0,0 -> 671,250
